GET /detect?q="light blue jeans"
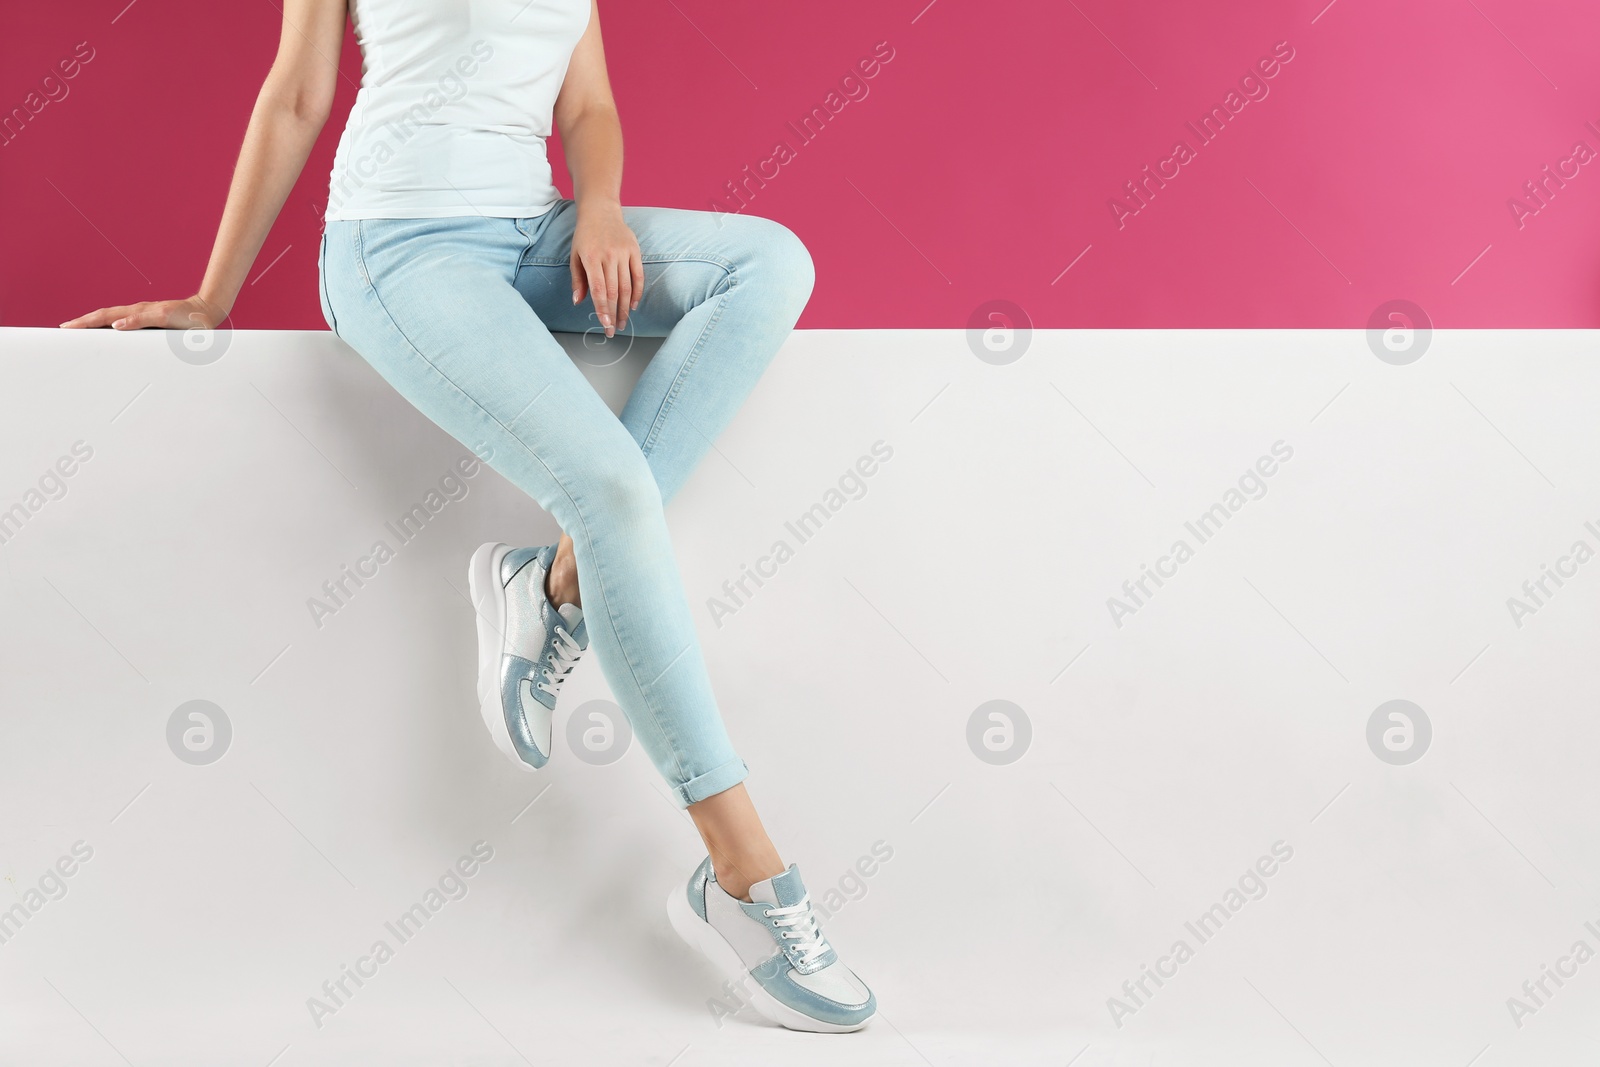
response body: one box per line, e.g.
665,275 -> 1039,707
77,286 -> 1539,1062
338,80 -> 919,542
318,200 -> 815,806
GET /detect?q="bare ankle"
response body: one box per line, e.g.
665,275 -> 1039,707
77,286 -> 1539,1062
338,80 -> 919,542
544,567 -> 579,607
713,853 -> 786,902
687,783 -> 786,900
544,534 -> 581,607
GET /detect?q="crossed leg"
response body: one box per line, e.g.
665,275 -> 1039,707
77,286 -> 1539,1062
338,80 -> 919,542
515,203 -> 816,897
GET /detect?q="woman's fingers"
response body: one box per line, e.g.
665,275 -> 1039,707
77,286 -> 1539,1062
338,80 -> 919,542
615,256 -> 634,332
583,254 -> 610,334
573,244 -> 642,336
570,253 -> 588,306
58,298 -> 219,331
113,304 -> 163,329
59,305 -> 132,329
604,257 -> 621,336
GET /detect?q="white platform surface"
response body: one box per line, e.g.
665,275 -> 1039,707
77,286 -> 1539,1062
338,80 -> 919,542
1,326 -> 1598,1066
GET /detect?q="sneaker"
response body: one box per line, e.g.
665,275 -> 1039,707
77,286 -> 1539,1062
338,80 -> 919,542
666,857 -> 876,1032
467,542 -> 588,770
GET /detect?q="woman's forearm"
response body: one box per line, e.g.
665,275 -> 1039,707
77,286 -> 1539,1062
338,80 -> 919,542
561,105 -> 625,214
197,82 -> 330,317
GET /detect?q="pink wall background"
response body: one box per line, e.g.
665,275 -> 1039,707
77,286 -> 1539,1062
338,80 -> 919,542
3,0 -> 1599,329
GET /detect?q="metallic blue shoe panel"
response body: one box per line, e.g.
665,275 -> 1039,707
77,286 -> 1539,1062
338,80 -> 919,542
498,652 -> 553,767
687,856 -> 714,921
499,544 -> 547,587
748,955 -> 877,1027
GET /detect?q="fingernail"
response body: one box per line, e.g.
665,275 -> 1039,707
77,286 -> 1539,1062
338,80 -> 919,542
572,291 -> 581,303
112,319 -> 125,329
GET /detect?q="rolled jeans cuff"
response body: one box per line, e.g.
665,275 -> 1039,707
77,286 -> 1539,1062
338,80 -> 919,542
672,757 -> 749,808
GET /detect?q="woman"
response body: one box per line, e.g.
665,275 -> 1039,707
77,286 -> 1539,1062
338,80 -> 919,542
62,0 -> 874,1033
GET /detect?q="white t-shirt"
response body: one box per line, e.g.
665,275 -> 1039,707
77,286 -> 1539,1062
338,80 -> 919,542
325,0 -> 591,221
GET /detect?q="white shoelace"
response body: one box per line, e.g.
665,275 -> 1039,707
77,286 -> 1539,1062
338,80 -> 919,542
763,894 -> 833,971
536,625 -> 583,697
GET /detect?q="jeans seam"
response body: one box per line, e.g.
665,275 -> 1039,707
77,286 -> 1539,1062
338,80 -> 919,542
352,220 -> 375,290
514,251 -> 739,460
353,266 -> 694,790
640,266 -> 736,458
317,232 -> 340,335
512,217 -> 537,261
521,251 -> 739,271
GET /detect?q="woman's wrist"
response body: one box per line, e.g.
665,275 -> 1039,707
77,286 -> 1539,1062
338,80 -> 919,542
194,289 -> 233,322
575,195 -> 623,218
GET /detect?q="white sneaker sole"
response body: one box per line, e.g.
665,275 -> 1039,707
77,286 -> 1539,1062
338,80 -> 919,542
467,542 -> 541,772
665,883 -> 871,1034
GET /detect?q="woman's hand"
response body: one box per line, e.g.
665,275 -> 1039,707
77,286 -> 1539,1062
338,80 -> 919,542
571,204 -> 644,338
59,294 -> 226,331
